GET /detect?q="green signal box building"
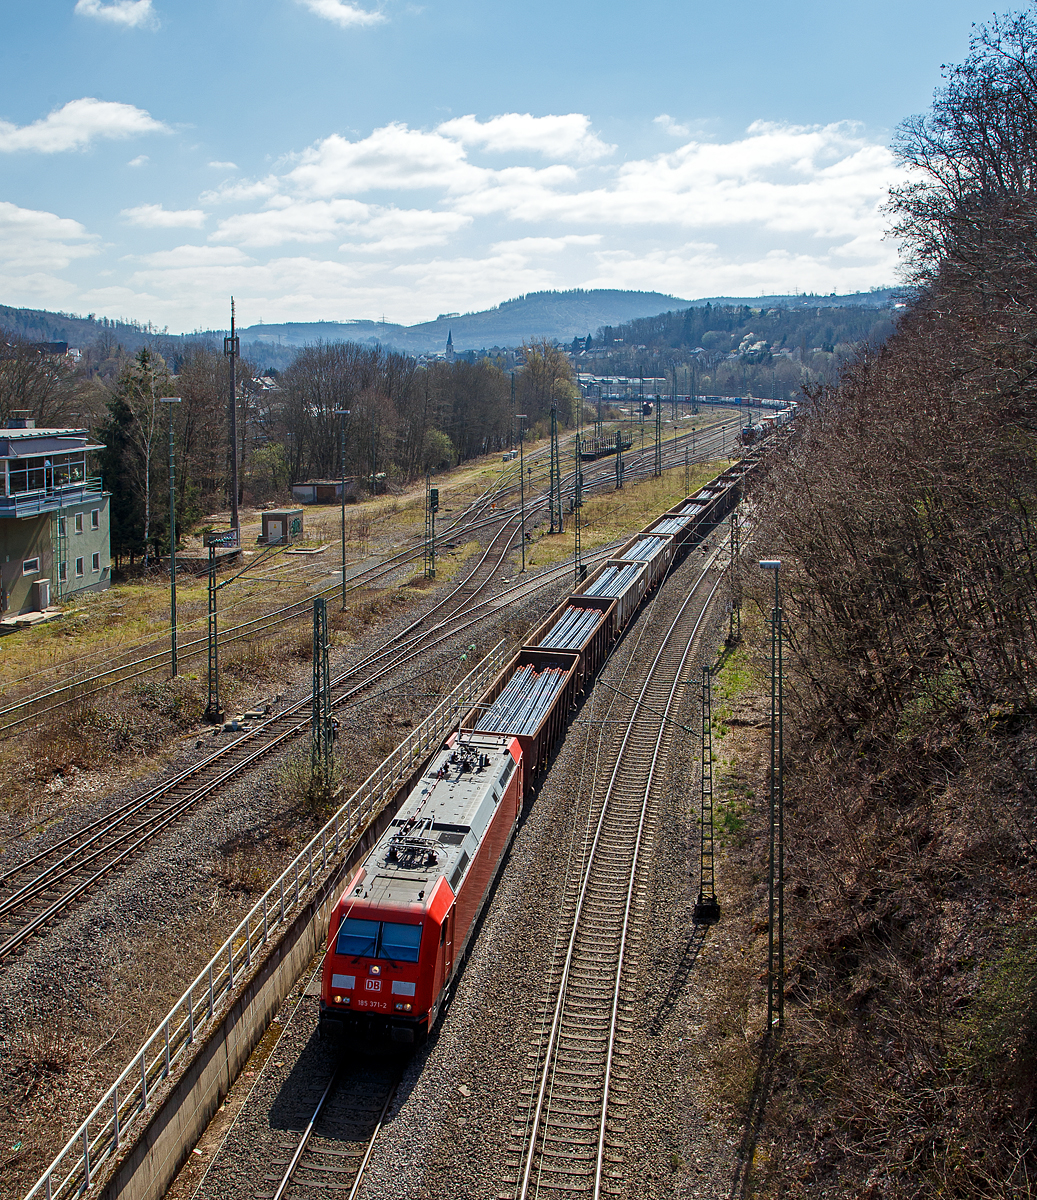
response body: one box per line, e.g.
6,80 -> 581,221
0,418 -> 111,617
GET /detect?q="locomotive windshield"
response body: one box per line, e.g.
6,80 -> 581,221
336,917 -> 423,962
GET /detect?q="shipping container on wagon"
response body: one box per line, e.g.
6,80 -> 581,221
574,558 -> 648,629
524,595 -> 618,690
613,531 -> 675,590
464,647 -> 581,781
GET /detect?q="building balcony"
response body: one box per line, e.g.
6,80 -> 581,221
0,477 -> 105,519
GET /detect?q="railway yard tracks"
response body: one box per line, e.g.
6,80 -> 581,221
506,553 -> 725,1200
0,415 -> 738,735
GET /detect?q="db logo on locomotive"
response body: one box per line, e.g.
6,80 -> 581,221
365,979 -> 381,992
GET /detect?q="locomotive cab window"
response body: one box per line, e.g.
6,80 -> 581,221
381,921 -> 422,962
336,917 -> 378,958
336,917 -> 422,962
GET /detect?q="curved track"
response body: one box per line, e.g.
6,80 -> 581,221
507,551 -> 725,1200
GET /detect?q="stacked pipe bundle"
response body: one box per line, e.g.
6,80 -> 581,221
585,562 -> 644,598
619,535 -> 667,562
478,666 -> 569,736
540,605 -> 603,650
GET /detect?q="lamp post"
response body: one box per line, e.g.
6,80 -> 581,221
516,414 -> 527,572
160,397 -> 182,676
335,409 -> 350,609
759,558 -> 784,1029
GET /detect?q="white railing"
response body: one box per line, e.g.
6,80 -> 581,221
25,640 -> 507,1200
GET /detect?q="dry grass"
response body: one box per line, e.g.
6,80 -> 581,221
525,460 -> 727,569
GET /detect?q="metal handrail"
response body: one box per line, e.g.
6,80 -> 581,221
24,639 -> 507,1200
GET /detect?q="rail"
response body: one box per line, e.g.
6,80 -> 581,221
24,638 -> 507,1200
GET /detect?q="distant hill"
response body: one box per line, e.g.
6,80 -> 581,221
241,289 -> 693,356
1,286 -> 902,368
690,288 -> 904,310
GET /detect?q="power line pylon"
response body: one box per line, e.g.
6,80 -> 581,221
694,664 -> 721,924
424,474 -> 438,578
549,404 -> 564,533
311,597 -> 333,774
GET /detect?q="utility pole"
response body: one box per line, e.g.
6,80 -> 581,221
517,414 -> 527,572
574,436 -> 583,584
549,404 -> 563,534
510,371 -> 516,450
223,298 -> 240,538
424,474 -> 438,578
694,664 -> 720,923
684,446 -> 690,497
760,559 -> 784,1029
311,597 -> 333,776
160,396 -> 181,676
728,512 -> 741,643
335,409 -> 350,609
654,398 -> 662,477
615,427 -> 623,489
205,541 -> 220,722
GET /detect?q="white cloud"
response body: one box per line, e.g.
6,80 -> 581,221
295,0 -> 385,28
437,113 -> 613,162
74,1 -> 157,29
45,115 -> 904,330
122,203 -> 207,229
208,160 -> 238,170
200,176 -> 281,204
212,198 -> 371,247
0,201 -> 97,270
654,114 -> 690,137
0,98 -> 166,153
288,124 -> 483,196
127,154 -> 150,167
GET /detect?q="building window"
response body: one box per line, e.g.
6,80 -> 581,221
75,513 -> 84,534
90,509 -> 99,530
22,558 -> 40,575
75,557 -> 84,577
91,552 -> 100,572
59,515 -> 67,535
59,561 -> 67,582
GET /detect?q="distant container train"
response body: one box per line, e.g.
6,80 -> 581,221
319,463 -> 746,1047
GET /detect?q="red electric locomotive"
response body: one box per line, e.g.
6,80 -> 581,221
320,731 -> 523,1046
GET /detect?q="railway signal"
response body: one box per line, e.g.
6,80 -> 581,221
424,475 -> 438,579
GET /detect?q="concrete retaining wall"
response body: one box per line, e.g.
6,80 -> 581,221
95,801 -> 400,1200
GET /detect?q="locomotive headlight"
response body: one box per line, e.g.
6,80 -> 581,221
369,964 -> 381,976
334,994 -> 342,1003
404,1003 -> 413,1012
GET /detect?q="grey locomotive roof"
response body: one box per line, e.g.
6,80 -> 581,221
356,734 -> 516,908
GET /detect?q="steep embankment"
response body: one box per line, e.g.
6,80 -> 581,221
739,280 -> 1037,1197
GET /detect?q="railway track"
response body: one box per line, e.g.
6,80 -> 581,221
0,506 -> 619,963
0,428 -> 739,963
0,415 -> 738,735
505,550 -> 725,1200
261,1066 -> 398,1200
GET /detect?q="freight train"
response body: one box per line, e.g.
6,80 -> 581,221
319,463 -> 746,1047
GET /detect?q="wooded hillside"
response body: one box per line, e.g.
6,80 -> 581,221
747,12 -> 1037,1196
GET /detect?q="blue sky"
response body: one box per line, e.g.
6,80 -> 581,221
0,0 -> 998,332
